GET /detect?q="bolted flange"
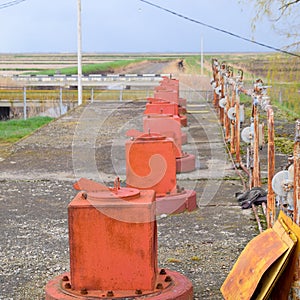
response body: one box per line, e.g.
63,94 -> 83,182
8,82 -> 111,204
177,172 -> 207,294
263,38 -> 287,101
45,269 -> 193,300
156,189 -> 197,215
176,153 -> 196,173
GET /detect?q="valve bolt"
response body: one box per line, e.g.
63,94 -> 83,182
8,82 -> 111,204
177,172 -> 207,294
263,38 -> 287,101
64,283 -> 71,289
159,269 -> 166,275
156,283 -> 163,289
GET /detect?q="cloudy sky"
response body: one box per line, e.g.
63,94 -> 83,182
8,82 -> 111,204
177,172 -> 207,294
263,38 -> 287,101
0,0 -> 289,53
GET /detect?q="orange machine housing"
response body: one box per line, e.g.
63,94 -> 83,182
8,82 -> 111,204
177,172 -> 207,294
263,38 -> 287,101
143,114 -> 183,152
159,77 -> 180,94
68,188 -> 157,291
144,98 -> 187,128
159,77 -> 187,109
154,88 -> 187,114
45,180 -> 194,299
143,114 -> 195,173
154,88 -> 179,104
126,133 -> 180,196
144,98 -> 179,116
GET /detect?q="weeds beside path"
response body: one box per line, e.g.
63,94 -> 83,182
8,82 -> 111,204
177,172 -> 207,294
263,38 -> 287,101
0,116 -> 53,160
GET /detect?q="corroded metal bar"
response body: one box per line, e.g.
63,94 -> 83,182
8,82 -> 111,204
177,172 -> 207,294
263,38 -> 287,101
220,76 -> 225,126
225,94 -> 230,141
267,107 -> 275,228
293,120 -> 300,225
230,87 -> 236,154
211,58 -> 220,109
253,104 -> 261,187
235,96 -> 241,163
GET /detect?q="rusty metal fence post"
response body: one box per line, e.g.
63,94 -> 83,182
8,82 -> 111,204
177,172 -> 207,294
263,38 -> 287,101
211,61 -> 244,166
211,59 -> 219,109
235,69 -> 244,165
267,107 -> 275,228
289,120 -> 300,299
221,64 -> 231,141
235,94 -> 241,164
293,120 -> 300,225
252,103 -> 261,188
230,82 -> 236,155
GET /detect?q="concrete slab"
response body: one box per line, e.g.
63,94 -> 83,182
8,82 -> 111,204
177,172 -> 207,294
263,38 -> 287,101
0,80 -> 257,299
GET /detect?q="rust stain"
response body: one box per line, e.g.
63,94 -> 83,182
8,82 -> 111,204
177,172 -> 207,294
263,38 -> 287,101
221,217 -> 297,300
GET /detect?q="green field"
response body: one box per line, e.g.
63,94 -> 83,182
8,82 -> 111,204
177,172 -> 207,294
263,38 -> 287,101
0,52 -> 299,115
206,53 -> 300,115
0,116 -> 53,143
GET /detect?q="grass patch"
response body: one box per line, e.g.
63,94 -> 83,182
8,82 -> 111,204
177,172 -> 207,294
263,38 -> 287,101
273,100 -> 300,121
184,56 -> 200,73
31,59 -> 144,76
0,116 -> 53,143
26,57 -> 175,76
29,58 -> 172,76
274,136 -> 294,155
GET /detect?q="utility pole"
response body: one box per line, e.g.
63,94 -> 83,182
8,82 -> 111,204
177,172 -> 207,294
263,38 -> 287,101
77,0 -> 82,105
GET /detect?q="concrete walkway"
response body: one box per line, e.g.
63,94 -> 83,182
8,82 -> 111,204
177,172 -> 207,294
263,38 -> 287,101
0,76 -> 258,299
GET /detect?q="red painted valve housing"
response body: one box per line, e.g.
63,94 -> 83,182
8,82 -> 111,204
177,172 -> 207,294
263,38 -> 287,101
45,178 -> 194,299
143,114 -> 195,173
125,132 -> 197,214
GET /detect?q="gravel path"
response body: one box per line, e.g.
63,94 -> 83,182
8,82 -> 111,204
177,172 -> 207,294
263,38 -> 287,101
0,77 -> 258,299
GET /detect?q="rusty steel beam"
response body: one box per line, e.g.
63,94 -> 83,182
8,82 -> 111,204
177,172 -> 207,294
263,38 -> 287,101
220,76 -> 225,127
267,107 -> 275,228
230,87 -> 236,154
253,104 -> 261,187
293,120 -> 300,225
224,95 -> 231,142
235,98 -> 241,164
211,58 -> 220,109
213,90 -> 219,110
230,119 -> 236,154
220,105 -> 225,127
233,70 -> 243,165
220,63 -> 227,128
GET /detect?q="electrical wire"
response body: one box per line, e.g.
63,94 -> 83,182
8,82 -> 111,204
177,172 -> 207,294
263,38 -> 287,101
139,0 -> 300,59
0,0 -> 26,10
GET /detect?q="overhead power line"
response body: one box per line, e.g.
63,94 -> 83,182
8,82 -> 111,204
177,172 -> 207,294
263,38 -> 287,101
139,0 -> 300,58
0,0 -> 26,10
